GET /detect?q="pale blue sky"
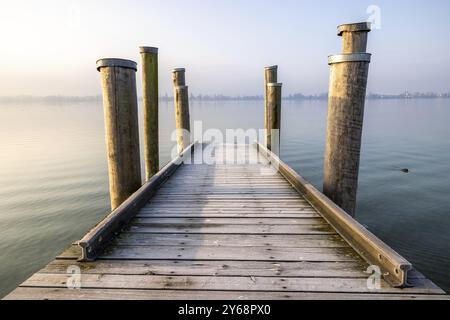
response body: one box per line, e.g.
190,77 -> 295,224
0,0 -> 449,96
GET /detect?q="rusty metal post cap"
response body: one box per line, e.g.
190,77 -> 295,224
139,46 -> 159,54
337,22 -> 371,36
172,68 -> 186,73
265,65 -> 278,70
96,58 -> 137,72
328,53 -> 372,65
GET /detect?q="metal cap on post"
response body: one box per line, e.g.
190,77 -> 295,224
172,68 -> 186,87
140,46 -> 160,181
139,46 -> 159,54
337,22 -> 371,54
323,22 -> 372,216
265,65 -> 278,71
97,58 -> 142,211
96,58 -> 137,71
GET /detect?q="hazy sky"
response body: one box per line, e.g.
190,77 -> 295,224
0,0 -> 449,96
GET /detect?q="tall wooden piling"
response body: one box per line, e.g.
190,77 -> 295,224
264,66 -> 278,147
140,47 -> 159,181
323,22 -> 372,216
172,68 -> 190,153
97,58 -> 142,210
266,83 -> 282,156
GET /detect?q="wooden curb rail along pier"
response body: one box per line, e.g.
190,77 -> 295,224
4,22 -> 449,300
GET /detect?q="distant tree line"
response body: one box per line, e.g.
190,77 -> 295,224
1,91 -> 449,103
366,91 -> 450,99
0,95 -> 102,103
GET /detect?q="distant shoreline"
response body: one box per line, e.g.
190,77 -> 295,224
1,92 -> 449,103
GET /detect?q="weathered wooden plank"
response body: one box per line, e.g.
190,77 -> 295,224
139,207 -> 317,212
145,204 -> 314,209
173,181 -> 288,184
157,190 -> 295,193
114,233 -> 350,248
166,175 -> 286,178
161,181 -> 290,184
142,207 -> 317,212
6,287 -> 448,300
138,208 -> 318,213
136,212 -> 320,218
142,204 -> 312,208
126,224 -> 337,235
158,185 -> 294,189
149,198 -> 309,202
139,208 -> 318,213
165,179 -> 284,181
132,217 -> 326,226
38,259 -> 368,278
150,199 -> 305,203
96,245 -> 360,262
58,241 -> 354,261
162,182 -> 289,185
39,259 -> 428,280
19,273 -> 444,294
155,192 -> 301,196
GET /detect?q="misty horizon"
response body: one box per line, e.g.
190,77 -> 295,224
1,90 -> 449,104
0,0 -> 449,97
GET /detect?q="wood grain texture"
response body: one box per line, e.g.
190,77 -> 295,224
99,65 -> 142,210
140,49 -> 159,180
36,259 -> 368,277
264,66 -> 277,147
342,31 -> 368,54
323,26 -> 371,216
266,83 -> 282,154
174,86 -> 190,152
18,273 -> 443,295
6,287 -> 449,300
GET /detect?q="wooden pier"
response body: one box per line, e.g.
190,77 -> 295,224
4,143 -> 448,300
4,22 -> 449,300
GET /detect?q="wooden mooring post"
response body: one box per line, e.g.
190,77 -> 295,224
96,58 -> 142,210
172,68 -> 191,153
323,22 -> 372,216
264,66 -> 278,147
140,46 -> 159,181
266,82 -> 282,155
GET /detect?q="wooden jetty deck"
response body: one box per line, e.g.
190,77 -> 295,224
4,143 -> 448,300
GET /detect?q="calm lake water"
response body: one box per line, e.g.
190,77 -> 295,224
0,98 -> 449,297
